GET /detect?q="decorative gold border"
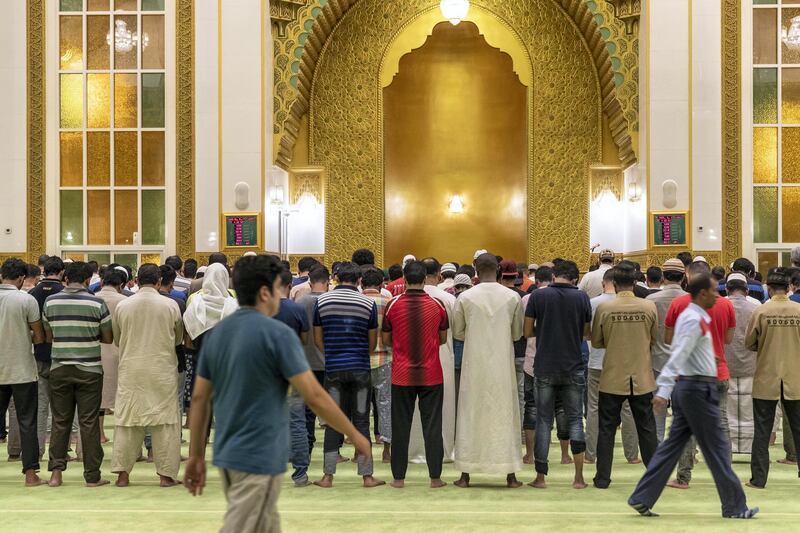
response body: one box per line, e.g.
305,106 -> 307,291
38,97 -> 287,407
220,212 -> 263,252
176,0 -> 196,260
650,211 -> 692,249
721,0 -> 742,266
27,0 -> 45,263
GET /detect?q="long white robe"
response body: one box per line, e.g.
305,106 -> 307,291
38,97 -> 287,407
452,282 -> 523,475
407,285 -> 457,463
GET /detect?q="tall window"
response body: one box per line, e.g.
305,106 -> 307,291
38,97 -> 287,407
58,0 -> 166,269
752,0 -> 800,271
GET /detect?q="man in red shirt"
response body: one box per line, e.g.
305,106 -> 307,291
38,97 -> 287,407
382,260 -> 449,489
663,260 -> 735,489
386,255 -> 416,296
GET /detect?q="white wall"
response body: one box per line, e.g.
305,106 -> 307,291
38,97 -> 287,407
691,0 -> 722,251
195,0 -> 270,253
0,2 -> 27,252
624,164 -> 648,252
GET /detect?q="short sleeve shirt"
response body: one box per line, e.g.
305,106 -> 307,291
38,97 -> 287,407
0,284 -> 41,384
382,289 -> 448,386
665,294 -> 734,381
197,308 -> 309,476
275,298 -> 310,339
525,283 -> 592,377
313,286 -> 378,373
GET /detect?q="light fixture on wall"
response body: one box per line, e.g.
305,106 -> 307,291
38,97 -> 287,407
440,0 -> 469,25
269,184 -> 285,206
448,194 -> 465,214
627,181 -> 642,202
107,19 -> 149,53
784,16 -> 800,47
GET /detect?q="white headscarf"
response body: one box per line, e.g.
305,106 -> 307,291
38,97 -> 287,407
183,263 -> 239,340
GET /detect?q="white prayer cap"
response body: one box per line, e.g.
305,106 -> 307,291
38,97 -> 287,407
243,251 -> 258,257
63,258 -> 74,263
693,256 -> 708,264
440,263 -> 457,274
113,266 -> 129,281
727,272 -> 747,284
402,254 -> 416,266
454,274 -> 473,287
473,249 -> 488,260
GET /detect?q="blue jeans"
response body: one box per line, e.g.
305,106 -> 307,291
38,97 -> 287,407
534,371 -> 587,475
288,390 -> 310,484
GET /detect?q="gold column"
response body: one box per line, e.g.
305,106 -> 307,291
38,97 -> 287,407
27,0 -> 46,263
176,0 -> 196,259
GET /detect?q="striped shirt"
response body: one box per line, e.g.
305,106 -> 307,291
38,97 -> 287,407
313,285 -> 377,373
43,287 -> 111,374
362,289 -> 392,368
173,275 -> 192,293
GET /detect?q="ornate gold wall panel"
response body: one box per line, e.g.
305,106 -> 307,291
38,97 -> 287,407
311,0 -> 601,266
721,0 -> 742,267
625,250 -> 724,269
277,0 -> 632,170
176,0 -> 195,260
383,21 -> 528,265
27,0 -> 46,263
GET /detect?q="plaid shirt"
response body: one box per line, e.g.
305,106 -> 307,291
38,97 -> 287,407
363,289 -> 392,368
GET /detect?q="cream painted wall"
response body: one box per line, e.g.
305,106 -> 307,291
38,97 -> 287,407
692,0 -> 723,251
195,0 -> 271,253
0,2 -> 27,253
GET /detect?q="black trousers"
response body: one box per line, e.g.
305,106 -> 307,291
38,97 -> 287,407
0,381 -> 40,473
594,390 -> 657,488
629,380 -> 747,517
47,366 -> 104,484
305,370 -> 326,452
751,387 -> 800,487
391,384 -> 444,481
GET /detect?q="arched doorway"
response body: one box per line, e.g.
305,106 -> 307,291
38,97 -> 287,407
383,21 -> 528,265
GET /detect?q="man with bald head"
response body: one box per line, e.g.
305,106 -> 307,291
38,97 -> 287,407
452,253 -> 524,488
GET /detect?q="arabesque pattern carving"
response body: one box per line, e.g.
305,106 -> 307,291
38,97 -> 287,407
276,0 -> 633,169
176,0 -> 195,260
721,0 -> 742,267
311,0 -> 600,266
625,250 -> 724,269
27,0 -> 46,262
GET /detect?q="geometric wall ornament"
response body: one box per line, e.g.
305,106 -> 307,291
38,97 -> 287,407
288,166 -> 325,205
589,164 -> 625,202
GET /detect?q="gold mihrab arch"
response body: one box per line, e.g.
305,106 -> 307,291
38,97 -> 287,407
277,0 -> 634,170
310,0 -> 601,266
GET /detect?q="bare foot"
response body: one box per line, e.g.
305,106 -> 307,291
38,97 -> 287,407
313,475 -> 333,488
146,450 -> 154,463
336,455 -> 349,464
382,446 -> 391,464
666,479 -> 689,489
390,479 -> 405,488
454,474 -> 470,488
24,471 -> 46,487
627,458 -> 643,465
100,436 -> 109,444
116,472 -> 130,487
573,478 -> 588,489
86,479 -> 110,487
522,455 -> 533,465
745,481 -> 765,489
528,474 -> 546,489
507,474 -> 523,488
159,475 -> 182,487
430,479 -> 447,489
561,456 -> 574,465
363,476 -> 385,488
777,458 -> 798,465
48,471 -> 63,487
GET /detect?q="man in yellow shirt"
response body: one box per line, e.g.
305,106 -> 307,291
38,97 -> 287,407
590,261 -> 659,488
745,268 -> 800,488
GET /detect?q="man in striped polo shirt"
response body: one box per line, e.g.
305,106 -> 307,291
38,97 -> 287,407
43,261 -> 113,487
313,262 -> 384,488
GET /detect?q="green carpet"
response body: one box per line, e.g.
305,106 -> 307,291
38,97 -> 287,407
1,418 -> 798,532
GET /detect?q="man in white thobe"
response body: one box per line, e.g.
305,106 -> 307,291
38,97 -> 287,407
452,253 -> 523,488
111,264 -> 184,487
405,258 -> 457,463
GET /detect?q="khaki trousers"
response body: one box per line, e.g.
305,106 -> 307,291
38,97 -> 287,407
111,423 -> 181,479
220,469 -> 282,533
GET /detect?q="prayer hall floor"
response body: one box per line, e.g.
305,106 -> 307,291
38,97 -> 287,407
1,419 -> 798,532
